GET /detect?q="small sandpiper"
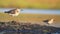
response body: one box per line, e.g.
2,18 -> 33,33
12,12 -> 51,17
4,8 -> 21,16
43,19 -> 54,25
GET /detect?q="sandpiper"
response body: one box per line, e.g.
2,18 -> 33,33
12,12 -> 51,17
4,8 -> 20,16
43,19 -> 54,25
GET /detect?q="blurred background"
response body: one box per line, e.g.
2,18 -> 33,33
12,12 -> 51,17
0,0 -> 60,9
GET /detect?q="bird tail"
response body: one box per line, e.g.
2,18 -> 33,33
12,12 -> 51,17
4,11 -> 9,13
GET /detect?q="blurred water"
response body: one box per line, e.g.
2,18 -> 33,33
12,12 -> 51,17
0,8 -> 60,15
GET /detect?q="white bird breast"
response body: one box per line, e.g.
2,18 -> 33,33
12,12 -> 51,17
48,19 -> 54,24
9,9 -> 20,16
9,13 -> 20,16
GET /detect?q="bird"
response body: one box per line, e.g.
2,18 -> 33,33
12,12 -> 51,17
4,8 -> 21,16
43,19 -> 54,25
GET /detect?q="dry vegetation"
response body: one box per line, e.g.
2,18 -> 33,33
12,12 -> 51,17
0,12 -> 60,22
0,12 -> 60,27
